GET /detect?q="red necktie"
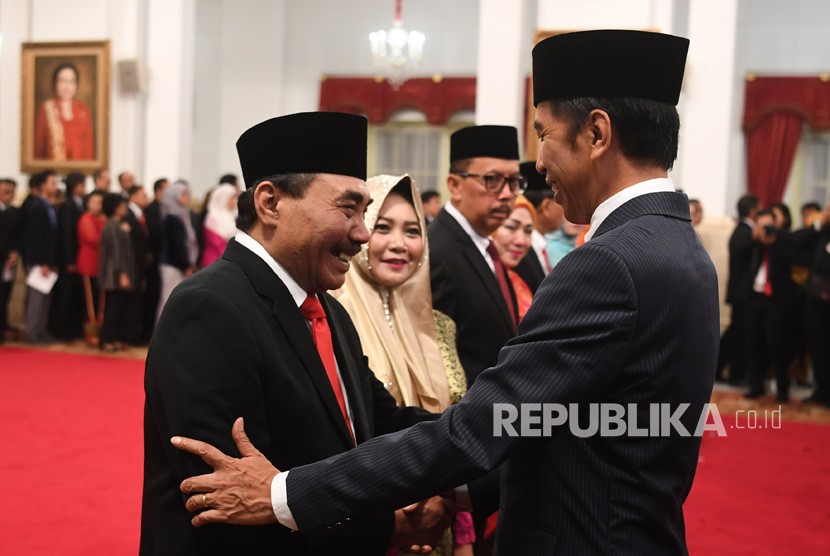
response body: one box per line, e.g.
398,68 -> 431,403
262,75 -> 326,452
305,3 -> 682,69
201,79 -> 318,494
139,214 -> 148,235
300,295 -> 355,444
763,250 -> 773,297
486,240 -> 518,330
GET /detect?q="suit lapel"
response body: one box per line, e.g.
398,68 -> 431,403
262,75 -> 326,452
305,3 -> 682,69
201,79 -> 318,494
321,294 -> 370,445
437,210 -> 517,333
222,240 -> 355,448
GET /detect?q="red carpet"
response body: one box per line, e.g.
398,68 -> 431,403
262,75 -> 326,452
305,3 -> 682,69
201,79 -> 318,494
685,414 -> 830,555
1,347 -> 829,554
0,347 -> 144,555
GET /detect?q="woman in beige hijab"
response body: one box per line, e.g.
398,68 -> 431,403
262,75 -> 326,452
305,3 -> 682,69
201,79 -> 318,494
332,175 -> 472,555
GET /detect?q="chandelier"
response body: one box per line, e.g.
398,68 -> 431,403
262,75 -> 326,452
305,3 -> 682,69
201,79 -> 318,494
369,0 -> 425,88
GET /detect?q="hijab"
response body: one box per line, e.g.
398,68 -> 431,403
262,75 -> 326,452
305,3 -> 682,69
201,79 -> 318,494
204,184 -> 239,240
332,175 -> 450,412
161,180 -> 198,266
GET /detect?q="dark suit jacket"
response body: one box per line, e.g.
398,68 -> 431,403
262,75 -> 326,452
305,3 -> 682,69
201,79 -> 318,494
124,209 -> 149,272
57,196 -> 83,269
726,221 -> 755,306
811,224 -> 830,282
144,200 -> 163,264
0,205 -> 20,264
159,215 -> 191,272
514,250 -> 546,293
750,231 -> 802,323
428,208 -> 518,385
285,192 -> 720,555
22,195 -> 57,268
140,239 -> 431,555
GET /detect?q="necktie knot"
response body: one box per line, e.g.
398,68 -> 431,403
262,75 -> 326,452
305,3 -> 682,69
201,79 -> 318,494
485,239 -> 500,260
300,295 -> 326,320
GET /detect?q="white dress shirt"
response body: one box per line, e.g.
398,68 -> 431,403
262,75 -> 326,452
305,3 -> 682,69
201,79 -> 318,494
443,201 -> 497,273
531,229 -> 551,272
583,178 -> 676,242
129,201 -> 143,220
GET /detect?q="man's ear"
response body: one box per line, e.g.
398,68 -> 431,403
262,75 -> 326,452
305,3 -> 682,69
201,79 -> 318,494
253,181 -> 280,227
446,174 -> 463,203
587,109 -> 612,160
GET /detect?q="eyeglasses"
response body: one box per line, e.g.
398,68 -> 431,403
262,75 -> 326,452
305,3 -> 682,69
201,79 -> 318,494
453,172 -> 527,195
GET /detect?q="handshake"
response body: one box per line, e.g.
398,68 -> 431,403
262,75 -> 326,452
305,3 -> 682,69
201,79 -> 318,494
173,418 -> 457,554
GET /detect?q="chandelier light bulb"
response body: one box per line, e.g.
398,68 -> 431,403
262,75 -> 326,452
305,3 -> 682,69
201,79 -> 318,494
368,0 -> 424,88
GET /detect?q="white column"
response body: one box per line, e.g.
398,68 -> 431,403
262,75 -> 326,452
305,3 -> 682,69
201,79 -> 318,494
109,0 -> 146,187
674,0 -> 739,218
143,0 -> 195,186
0,0 -> 31,189
537,0 -> 665,30
216,0 -> 287,184
476,0 -> 528,135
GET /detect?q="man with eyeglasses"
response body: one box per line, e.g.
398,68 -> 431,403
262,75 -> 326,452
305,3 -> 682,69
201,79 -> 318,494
429,125 -> 524,388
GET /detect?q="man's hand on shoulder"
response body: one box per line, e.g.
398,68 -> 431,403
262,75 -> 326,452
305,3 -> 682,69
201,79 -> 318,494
172,417 -> 279,526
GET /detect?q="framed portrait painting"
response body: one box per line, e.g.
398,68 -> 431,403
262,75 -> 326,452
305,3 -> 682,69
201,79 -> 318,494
21,40 -> 110,174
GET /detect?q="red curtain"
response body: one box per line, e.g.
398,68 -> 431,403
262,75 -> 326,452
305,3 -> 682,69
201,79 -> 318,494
742,76 -> 829,207
318,76 -> 476,125
745,112 -> 803,208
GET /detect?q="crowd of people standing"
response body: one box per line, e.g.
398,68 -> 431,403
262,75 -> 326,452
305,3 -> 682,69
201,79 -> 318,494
0,169 -> 241,350
718,193 -> 830,404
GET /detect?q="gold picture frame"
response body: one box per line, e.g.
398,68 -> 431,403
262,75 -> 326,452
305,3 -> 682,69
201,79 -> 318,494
21,40 -> 110,174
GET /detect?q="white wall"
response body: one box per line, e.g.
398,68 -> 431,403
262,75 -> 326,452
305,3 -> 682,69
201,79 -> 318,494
674,0 -> 739,218
537,0 -> 677,31
475,0 -> 528,131
0,0 -> 32,191
144,0 -> 195,189
3,0 -> 830,210
0,0 -> 197,193
726,0 -> 830,216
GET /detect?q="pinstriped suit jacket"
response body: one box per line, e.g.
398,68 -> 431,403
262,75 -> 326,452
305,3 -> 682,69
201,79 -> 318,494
286,192 -> 720,555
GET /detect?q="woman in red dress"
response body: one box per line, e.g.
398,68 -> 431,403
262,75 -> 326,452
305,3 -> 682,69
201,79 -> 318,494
34,62 -> 94,161
76,191 -> 106,336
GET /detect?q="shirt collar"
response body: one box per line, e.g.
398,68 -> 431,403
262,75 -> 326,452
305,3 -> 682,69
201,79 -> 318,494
234,231 -> 308,308
129,202 -> 143,218
742,217 -> 756,230
531,228 -> 547,251
444,201 -> 492,253
583,178 -> 675,242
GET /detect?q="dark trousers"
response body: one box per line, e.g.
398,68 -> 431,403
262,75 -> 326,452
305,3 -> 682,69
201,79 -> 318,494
25,285 -> 53,341
0,279 -> 13,332
746,294 -> 796,398
717,303 -> 747,383
806,298 -> 830,401
100,290 -> 140,346
51,271 -> 85,340
142,265 -> 161,342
